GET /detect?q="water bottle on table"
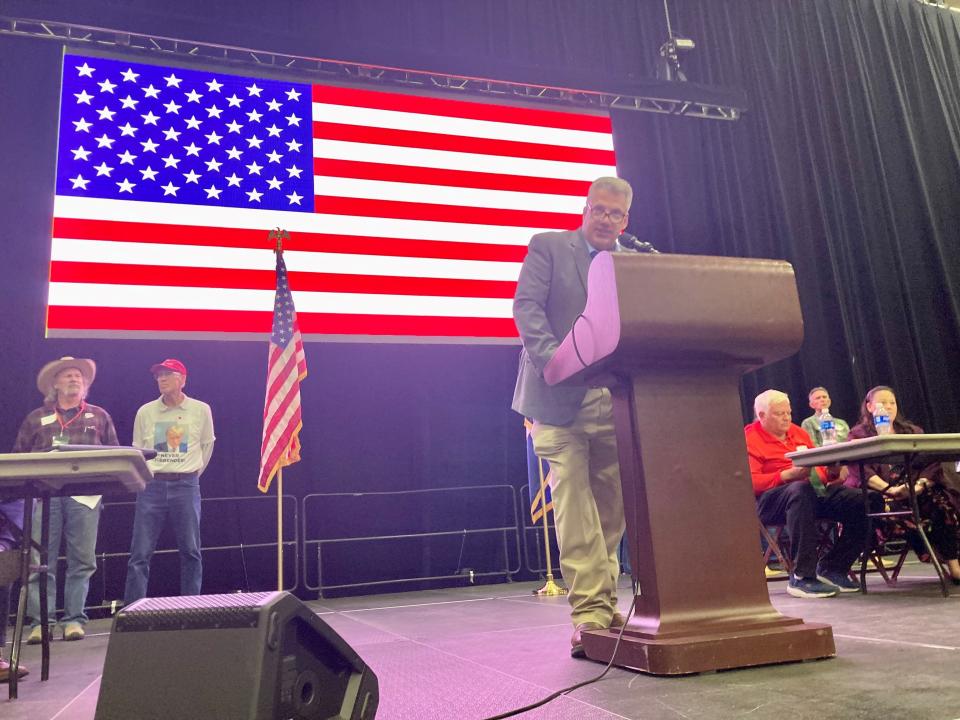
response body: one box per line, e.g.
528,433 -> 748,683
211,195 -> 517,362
873,402 -> 892,435
818,409 -> 838,445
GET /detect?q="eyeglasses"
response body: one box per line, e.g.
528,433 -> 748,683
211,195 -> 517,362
586,201 -> 627,224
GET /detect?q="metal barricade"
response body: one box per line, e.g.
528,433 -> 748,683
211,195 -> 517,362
517,483 -> 561,576
302,485 -> 521,597
81,493 -> 300,614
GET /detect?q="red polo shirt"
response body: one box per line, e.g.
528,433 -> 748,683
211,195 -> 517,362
744,420 -> 826,496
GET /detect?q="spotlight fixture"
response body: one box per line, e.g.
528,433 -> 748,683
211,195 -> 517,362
656,0 -> 696,82
657,36 -> 695,82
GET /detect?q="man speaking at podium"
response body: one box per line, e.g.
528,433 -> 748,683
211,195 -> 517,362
512,177 -> 632,658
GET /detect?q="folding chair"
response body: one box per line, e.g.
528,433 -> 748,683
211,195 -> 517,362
759,523 -> 792,579
759,520 -> 844,582
864,509 -> 931,586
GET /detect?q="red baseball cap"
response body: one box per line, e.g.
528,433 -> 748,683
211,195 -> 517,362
150,358 -> 187,376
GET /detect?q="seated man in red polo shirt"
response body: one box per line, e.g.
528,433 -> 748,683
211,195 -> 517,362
745,389 -> 873,598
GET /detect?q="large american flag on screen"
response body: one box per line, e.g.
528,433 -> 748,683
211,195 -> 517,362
50,53 -> 618,341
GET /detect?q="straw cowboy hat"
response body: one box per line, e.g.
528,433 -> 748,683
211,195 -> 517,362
36,356 -> 96,395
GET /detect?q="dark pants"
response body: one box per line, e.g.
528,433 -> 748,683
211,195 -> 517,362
916,488 -> 960,562
756,481 -> 876,578
0,500 -> 24,652
618,534 -> 632,576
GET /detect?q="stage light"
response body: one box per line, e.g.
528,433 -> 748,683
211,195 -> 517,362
656,36 -> 696,83
656,0 -> 697,83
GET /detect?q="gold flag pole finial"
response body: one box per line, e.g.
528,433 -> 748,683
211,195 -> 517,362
269,227 -> 289,254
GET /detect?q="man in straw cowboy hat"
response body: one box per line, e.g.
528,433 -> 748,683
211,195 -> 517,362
14,357 -> 118,645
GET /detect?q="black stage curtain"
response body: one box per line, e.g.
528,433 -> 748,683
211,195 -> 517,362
1,0 -> 958,593
623,0 -> 960,433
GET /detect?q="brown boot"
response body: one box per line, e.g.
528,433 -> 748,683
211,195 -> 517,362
570,622 -> 603,659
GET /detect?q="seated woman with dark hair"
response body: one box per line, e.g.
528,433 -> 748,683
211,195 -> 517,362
845,385 -> 960,584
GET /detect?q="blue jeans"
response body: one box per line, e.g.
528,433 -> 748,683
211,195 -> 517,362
124,476 -> 202,603
27,497 -> 102,627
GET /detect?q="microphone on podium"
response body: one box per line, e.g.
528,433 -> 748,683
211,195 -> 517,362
618,233 -> 660,254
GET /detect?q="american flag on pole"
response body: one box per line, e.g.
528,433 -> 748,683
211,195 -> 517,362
258,247 -> 307,493
49,53 -> 617,342
525,418 -> 553,524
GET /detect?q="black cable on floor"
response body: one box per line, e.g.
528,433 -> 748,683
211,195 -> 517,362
479,593 -> 639,720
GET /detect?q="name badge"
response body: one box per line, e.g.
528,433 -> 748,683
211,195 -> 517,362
40,414 -> 57,426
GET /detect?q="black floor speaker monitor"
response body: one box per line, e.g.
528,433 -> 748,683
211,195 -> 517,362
94,591 -> 378,720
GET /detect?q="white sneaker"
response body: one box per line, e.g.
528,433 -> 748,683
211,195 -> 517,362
26,625 -> 43,645
62,622 -> 85,641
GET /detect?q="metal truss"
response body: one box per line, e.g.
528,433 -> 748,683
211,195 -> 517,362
0,15 -> 744,121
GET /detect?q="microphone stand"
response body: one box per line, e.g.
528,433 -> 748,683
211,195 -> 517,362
618,233 -> 660,254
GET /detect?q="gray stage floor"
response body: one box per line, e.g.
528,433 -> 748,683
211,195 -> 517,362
4,563 -> 960,720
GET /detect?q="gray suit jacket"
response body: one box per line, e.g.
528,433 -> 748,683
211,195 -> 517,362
511,228 -> 593,426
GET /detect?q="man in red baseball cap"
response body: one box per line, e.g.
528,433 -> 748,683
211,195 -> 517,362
124,359 -> 215,604
150,358 -> 187,377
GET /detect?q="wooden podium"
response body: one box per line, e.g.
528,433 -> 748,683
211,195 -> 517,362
543,251 -> 835,675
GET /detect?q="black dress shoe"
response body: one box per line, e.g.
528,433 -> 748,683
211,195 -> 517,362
570,622 -> 603,658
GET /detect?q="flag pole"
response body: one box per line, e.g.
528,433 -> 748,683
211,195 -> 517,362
260,225 -> 303,594
277,466 -> 284,591
534,455 -> 566,597
269,226 -> 288,593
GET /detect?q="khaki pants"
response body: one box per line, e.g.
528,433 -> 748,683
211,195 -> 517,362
533,388 -> 624,627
